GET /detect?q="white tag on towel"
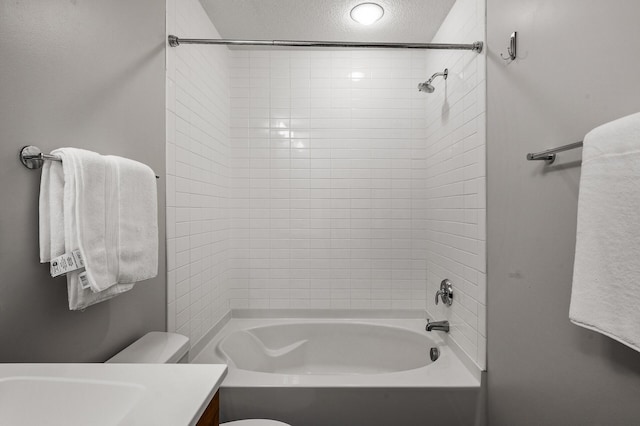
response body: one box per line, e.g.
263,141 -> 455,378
50,249 -> 85,277
78,271 -> 91,290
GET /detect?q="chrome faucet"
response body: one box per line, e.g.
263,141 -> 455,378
426,319 -> 450,333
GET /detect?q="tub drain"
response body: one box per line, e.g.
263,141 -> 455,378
430,347 -> 440,361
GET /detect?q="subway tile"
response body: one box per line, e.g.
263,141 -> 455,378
169,0 -> 484,366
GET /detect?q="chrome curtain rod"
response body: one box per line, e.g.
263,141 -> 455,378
167,35 -> 484,52
526,141 -> 584,164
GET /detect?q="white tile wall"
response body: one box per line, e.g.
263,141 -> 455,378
228,50 -> 430,310
423,0 -> 487,369
166,0 -> 231,345
165,0 -> 486,369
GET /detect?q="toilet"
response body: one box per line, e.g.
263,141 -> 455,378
107,331 -> 290,426
106,331 -> 190,364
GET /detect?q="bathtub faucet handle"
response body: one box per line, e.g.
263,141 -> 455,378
435,279 -> 454,306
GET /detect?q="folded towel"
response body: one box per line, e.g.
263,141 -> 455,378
102,154 -> 158,288
570,112 -> 640,352
39,160 -> 63,263
39,148 -> 157,310
39,149 -> 131,309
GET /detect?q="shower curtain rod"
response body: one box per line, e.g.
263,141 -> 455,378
167,35 -> 484,52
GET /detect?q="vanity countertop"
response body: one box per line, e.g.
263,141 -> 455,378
0,363 -> 227,426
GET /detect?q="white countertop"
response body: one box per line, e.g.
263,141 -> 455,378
0,363 -> 227,426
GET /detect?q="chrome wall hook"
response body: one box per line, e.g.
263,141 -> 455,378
500,32 -> 517,61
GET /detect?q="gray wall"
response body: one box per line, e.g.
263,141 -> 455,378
0,0 -> 166,362
487,0 -> 640,424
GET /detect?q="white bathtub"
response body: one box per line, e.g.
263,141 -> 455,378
192,317 -> 482,425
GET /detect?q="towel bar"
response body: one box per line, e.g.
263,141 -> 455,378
20,145 -> 160,179
526,141 -> 583,164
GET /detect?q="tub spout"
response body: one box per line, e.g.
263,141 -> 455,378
426,320 -> 450,333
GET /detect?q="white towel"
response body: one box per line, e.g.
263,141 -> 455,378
39,148 -> 158,310
102,154 -> 158,287
570,112 -> 640,352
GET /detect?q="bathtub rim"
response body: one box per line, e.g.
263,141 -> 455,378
216,320 -> 438,374
189,309 -> 483,383
191,316 -> 480,389
189,309 -> 428,364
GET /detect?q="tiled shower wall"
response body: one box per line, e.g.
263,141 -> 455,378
424,0 -> 487,369
166,0 -> 487,368
166,0 -> 232,344
228,50 -> 430,310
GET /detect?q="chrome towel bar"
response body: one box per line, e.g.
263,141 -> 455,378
526,141 -> 583,164
19,146 -> 160,179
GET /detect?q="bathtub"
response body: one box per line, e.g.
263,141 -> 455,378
192,317 -> 482,426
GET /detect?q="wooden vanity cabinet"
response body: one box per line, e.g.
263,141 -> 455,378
197,391 -> 220,426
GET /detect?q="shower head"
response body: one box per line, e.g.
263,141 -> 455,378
418,68 -> 448,94
418,82 -> 435,93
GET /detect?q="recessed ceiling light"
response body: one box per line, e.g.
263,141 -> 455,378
350,3 -> 384,26
349,71 -> 365,81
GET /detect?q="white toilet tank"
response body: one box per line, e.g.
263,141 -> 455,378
105,332 -> 190,364
107,332 -> 290,426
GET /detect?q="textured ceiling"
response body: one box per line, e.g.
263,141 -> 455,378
199,0 -> 456,43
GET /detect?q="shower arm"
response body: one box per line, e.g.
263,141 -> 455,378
426,69 -> 449,84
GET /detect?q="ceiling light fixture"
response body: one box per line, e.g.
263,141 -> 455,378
350,3 -> 384,25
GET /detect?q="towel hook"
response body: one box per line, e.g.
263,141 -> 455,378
500,32 -> 517,61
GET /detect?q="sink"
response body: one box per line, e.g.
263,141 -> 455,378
0,376 -> 145,425
0,363 -> 227,425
